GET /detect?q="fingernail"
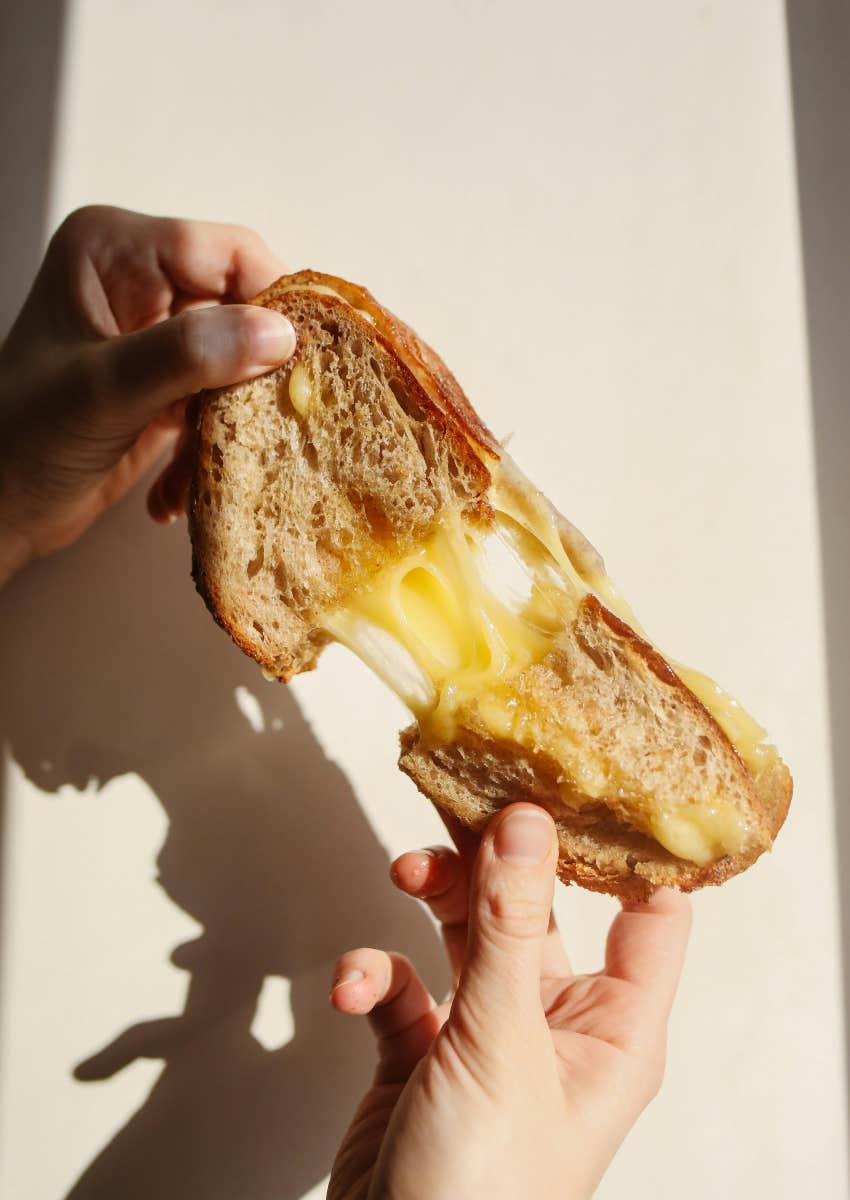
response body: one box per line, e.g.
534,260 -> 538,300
331,967 -> 365,991
390,848 -> 434,883
494,808 -> 554,865
246,309 -> 296,365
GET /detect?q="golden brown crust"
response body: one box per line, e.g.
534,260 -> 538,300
253,271 -> 501,460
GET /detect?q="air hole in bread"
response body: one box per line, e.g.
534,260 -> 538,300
365,503 -> 392,539
416,426 -> 438,470
316,531 -> 337,558
252,620 -> 265,638
303,440 -> 318,471
388,377 -> 421,420
321,320 -> 340,339
369,356 -> 383,380
211,443 -> 223,468
693,747 -> 707,766
247,546 -> 264,578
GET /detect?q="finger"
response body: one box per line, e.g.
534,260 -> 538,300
604,887 -> 692,1017
392,845 -> 572,982
147,394 -> 202,523
147,419 -> 195,524
390,847 -> 469,982
169,295 -> 222,317
331,949 -> 436,1037
330,949 -> 443,1082
455,803 -> 558,1030
155,216 -> 287,301
87,303 -> 296,438
93,425 -> 178,514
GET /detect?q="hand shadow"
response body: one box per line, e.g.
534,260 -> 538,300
0,488 -> 446,1200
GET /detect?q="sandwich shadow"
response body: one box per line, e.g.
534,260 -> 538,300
0,488 -> 445,1200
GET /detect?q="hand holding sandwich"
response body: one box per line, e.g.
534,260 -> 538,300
0,205 -> 296,585
330,803 -> 691,1200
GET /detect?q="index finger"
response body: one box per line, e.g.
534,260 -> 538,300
154,215 -> 287,302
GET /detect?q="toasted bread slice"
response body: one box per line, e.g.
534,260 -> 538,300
189,271 -> 792,900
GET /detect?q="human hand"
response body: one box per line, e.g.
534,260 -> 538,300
329,803 -> 691,1200
0,205 -> 295,584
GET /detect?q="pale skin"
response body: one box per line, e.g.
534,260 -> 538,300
1,207 -> 693,1197
329,805 -> 691,1200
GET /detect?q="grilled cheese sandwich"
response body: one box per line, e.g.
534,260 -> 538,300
187,270 -> 792,899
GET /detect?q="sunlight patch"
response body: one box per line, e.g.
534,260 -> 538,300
250,976 -> 294,1051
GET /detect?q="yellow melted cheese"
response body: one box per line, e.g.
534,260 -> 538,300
313,470 -> 775,866
281,307 -> 773,864
323,515 -> 554,735
288,364 -> 314,417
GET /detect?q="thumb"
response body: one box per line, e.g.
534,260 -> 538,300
83,303 -> 296,437
455,804 -> 558,1033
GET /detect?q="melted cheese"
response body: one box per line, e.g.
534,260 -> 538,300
288,364 -> 314,417
283,341 -> 773,863
669,664 -> 771,778
315,470 -> 772,865
274,280 -> 377,323
323,515 -> 555,739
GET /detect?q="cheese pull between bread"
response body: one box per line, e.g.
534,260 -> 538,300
188,271 -> 792,899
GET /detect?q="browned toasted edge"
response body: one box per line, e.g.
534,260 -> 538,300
398,594 -> 793,899
259,270 -> 502,460
189,272 -> 500,680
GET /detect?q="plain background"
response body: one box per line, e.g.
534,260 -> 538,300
1,1 -> 848,1197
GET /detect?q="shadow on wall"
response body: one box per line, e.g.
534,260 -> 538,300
0,490 -> 446,1200
0,0 -> 67,1076
785,0 -> 850,1107
0,0 -> 66,338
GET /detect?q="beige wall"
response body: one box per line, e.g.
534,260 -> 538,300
1,1 -> 847,1196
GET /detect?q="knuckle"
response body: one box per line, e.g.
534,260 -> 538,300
173,309 -> 209,376
52,206 -> 97,245
161,216 -> 196,263
50,205 -> 116,256
230,221 -> 264,250
480,886 -> 547,943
